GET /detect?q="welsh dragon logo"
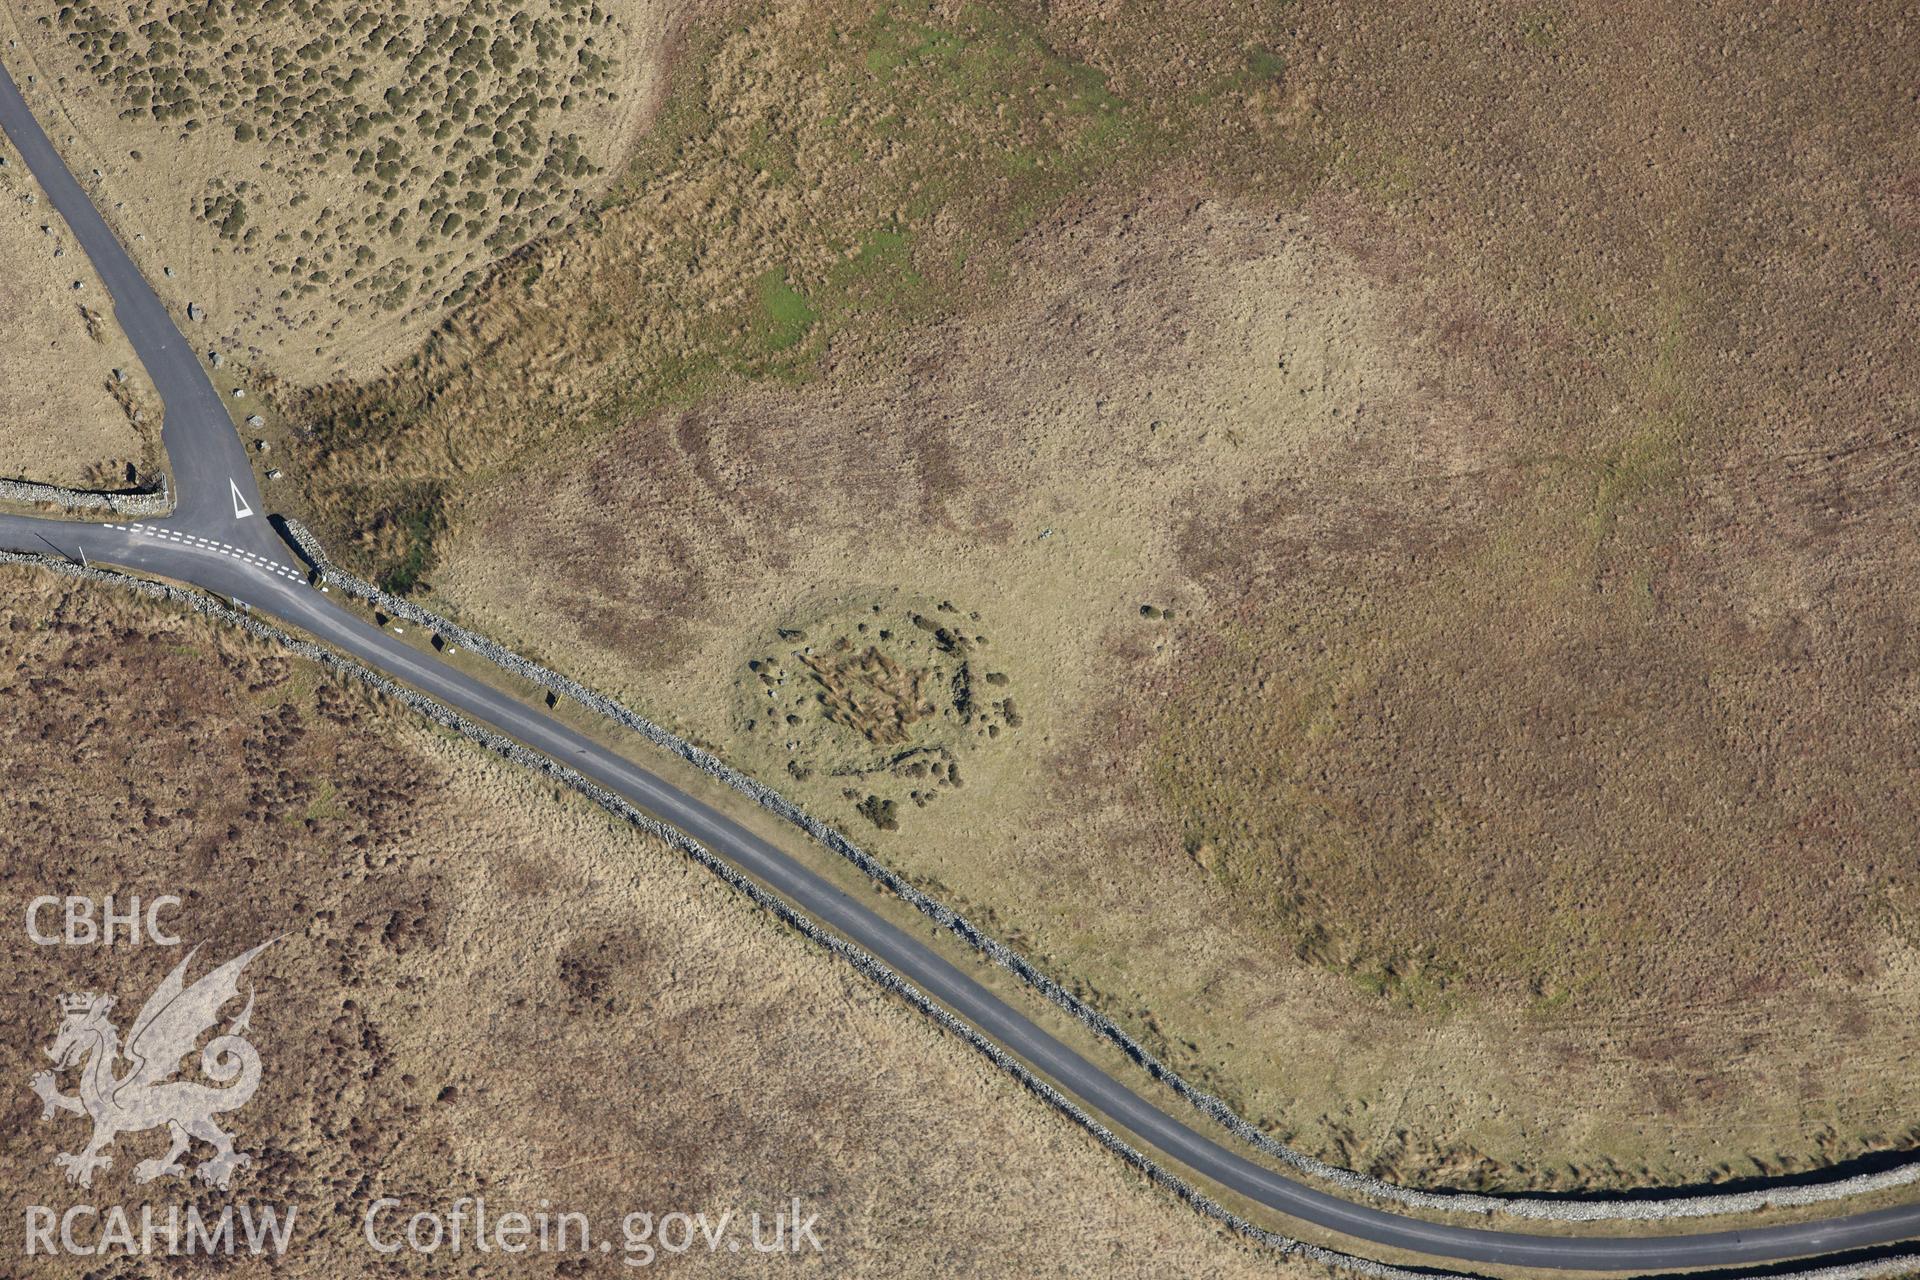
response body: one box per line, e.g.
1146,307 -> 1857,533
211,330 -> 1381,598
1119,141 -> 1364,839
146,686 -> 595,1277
29,939 -> 277,1190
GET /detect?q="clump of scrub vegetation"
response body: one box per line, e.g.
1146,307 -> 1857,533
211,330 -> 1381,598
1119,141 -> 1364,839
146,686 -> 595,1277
39,0 -> 630,325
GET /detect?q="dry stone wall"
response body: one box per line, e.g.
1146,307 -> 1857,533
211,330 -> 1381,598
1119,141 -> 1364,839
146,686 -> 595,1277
0,475 -> 170,516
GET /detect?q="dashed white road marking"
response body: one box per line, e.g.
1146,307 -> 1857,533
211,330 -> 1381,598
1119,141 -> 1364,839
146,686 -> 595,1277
119,523 -> 306,583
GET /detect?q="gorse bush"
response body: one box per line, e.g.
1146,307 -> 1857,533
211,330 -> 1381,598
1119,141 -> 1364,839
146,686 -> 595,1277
45,0 -> 624,319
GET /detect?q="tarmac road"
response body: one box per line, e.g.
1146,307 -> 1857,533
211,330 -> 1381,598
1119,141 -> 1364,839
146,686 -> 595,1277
3,50 -> 1917,1277
0,54 -> 291,554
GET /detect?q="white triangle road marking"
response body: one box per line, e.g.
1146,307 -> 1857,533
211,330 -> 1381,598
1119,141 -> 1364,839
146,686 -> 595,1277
230,478 -> 254,519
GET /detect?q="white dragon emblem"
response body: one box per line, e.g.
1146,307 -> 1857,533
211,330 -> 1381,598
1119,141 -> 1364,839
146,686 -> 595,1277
29,939 -> 277,1190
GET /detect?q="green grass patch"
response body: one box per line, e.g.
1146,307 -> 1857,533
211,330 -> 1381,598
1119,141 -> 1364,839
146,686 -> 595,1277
1247,47 -> 1287,80
754,270 -> 818,353
830,227 -> 928,316
301,779 -> 347,823
374,482 -> 446,595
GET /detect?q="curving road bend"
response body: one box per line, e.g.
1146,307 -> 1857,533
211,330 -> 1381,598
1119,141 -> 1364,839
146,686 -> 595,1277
3,52 -> 1918,1277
